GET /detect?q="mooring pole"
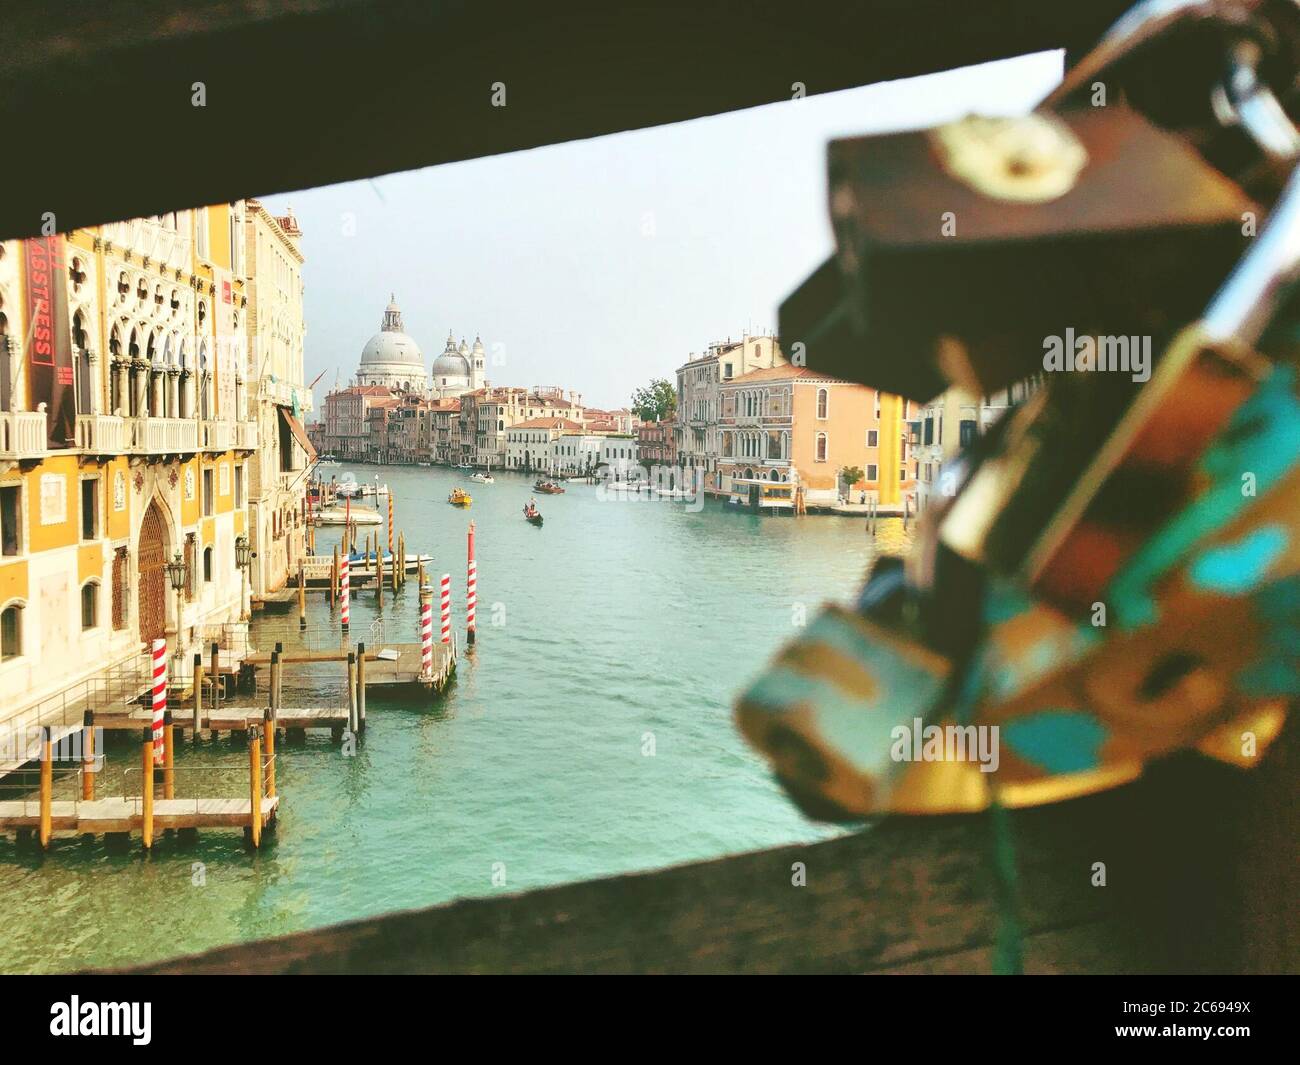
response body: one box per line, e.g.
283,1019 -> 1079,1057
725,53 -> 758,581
347,652 -> 358,734
298,558 -> 307,629
248,725 -> 262,849
376,542 -> 384,609
82,711 -> 96,801
263,707 -> 276,800
192,652 -> 204,740
141,726 -> 154,851
270,650 -> 281,723
39,727 -> 52,850
210,642 -> 221,717
357,641 -> 367,733
163,710 -> 175,800
466,520 -> 477,647
331,543 -> 339,606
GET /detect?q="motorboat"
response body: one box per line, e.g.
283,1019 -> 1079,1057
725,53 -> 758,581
469,471 -> 495,484
533,480 -> 565,494
448,487 -> 473,507
314,505 -> 382,526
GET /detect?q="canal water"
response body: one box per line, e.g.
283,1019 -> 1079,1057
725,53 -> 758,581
0,464 -> 909,972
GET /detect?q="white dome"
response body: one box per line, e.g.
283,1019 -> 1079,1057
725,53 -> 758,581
360,330 -> 423,367
431,332 -> 469,378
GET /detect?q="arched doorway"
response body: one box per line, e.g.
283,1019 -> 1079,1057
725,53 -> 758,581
137,500 -> 169,647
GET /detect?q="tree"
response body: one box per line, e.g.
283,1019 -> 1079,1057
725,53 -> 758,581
839,465 -> 864,487
631,378 -> 677,423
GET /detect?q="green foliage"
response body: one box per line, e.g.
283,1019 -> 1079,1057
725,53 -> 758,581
631,378 -> 677,423
840,465 -> 864,486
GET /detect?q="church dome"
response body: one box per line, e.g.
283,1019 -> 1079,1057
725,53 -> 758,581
360,330 -> 423,366
355,295 -> 429,393
359,295 -> 424,368
432,331 -> 470,377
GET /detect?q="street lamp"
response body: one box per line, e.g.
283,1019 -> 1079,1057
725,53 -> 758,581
235,535 -> 252,620
165,550 -> 187,658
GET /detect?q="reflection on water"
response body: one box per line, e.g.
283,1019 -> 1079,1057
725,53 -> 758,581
0,465 -> 911,972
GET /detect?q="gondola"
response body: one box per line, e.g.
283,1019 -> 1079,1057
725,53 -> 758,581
526,512 -> 544,527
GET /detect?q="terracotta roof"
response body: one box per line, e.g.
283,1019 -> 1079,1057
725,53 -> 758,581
725,365 -> 840,384
513,417 -> 584,430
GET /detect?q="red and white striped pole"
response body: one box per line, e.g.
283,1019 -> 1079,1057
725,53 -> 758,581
387,491 -> 394,556
151,638 -> 167,766
466,520 -> 477,646
439,572 -> 451,644
340,553 -> 351,632
419,589 -> 434,680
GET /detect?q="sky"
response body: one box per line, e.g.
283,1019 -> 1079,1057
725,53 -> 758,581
260,51 -> 1063,413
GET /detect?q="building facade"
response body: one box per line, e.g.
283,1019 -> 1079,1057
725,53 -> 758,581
1,206 -> 257,735
505,417 -> 585,472
718,366 -> 912,506
674,334 -> 785,494
244,201 -> 313,598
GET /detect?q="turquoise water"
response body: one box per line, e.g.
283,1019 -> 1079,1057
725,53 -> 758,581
0,464 -> 902,972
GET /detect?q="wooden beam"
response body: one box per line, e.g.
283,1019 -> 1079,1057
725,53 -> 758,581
113,713 -> 1296,974
0,0 -> 1130,241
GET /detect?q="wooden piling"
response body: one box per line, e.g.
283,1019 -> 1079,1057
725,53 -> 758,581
347,652 -> 358,734
330,543 -> 339,606
395,532 -> 403,592
248,726 -> 262,849
141,726 -> 154,850
210,642 -> 221,715
263,708 -> 276,800
269,650 -> 281,723
357,641 -> 367,733
377,544 -> 384,608
417,556 -> 425,593
39,727 -> 52,850
298,558 -> 307,628
163,710 -> 175,800
81,711 -> 95,801
192,653 -> 204,739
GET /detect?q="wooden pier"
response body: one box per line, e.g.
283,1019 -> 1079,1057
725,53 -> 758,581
0,724 -> 279,850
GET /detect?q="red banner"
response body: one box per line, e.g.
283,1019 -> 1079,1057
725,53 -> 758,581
23,236 -> 75,448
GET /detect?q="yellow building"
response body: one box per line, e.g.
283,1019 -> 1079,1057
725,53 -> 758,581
244,201 -> 312,599
0,206 -> 258,742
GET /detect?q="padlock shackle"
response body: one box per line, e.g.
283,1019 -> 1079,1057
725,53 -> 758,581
1042,0 -> 1232,109
1204,161 -> 1300,344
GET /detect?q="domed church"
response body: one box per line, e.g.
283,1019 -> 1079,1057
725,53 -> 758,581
431,331 -> 487,399
354,295 -> 486,399
356,296 -> 428,392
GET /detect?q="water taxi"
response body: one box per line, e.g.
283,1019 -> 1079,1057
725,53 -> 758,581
469,471 -> 495,484
533,480 -> 565,494
448,487 -> 473,507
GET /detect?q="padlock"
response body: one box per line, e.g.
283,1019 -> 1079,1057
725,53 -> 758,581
780,103 -> 1257,403
740,0 -> 1300,820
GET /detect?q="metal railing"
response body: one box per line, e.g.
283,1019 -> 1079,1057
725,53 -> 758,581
1,652 -> 153,763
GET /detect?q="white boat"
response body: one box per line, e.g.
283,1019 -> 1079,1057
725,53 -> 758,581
317,455 -> 341,468
314,505 -> 382,526
469,472 -> 494,484
454,462 -> 474,472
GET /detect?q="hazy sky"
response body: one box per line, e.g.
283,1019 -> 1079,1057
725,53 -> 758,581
262,52 -> 1062,413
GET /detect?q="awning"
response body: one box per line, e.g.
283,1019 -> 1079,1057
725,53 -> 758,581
278,405 -> 317,463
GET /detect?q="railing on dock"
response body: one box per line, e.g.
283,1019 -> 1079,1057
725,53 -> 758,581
0,719 -> 279,850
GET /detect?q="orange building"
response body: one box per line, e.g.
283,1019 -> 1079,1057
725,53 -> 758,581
718,366 -> 914,509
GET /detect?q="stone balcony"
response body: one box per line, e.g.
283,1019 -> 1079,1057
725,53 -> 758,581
0,411 -> 47,460
127,416 -> 199,454
75,413 -> 126,453
200,419 -> 233,451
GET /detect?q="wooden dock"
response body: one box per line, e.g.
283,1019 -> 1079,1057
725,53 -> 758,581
0,796 -> 278,834
1,723 -> 280,850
